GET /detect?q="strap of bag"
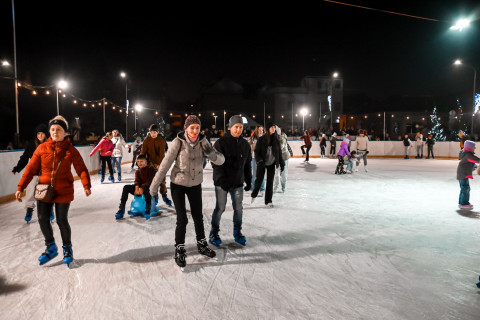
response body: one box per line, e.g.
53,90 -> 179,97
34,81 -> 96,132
50,149 -> 67,187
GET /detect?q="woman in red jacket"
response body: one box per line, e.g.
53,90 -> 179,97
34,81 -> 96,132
300,130 -> 312,163
15,116 -> 92,267
89,132 -> 114,183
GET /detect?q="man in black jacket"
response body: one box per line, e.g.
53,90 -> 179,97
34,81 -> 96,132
209,115 -> 252,247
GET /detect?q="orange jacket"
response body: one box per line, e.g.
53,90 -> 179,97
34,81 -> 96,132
17,137 -> 91,203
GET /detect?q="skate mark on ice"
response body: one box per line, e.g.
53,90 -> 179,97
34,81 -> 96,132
456,210 -> 480,219
226,246 -> 245,319
200,247 -> 227,315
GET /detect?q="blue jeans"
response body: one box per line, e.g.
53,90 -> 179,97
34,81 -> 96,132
459,179 -> 470,205
251,159 -> 265,191
112,157 -> 122,176
211,186 -> 244,228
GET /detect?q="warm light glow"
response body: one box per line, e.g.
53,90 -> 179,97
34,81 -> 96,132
46,90 -> 50,95
83,103 -> 87,107
98,102 -> 102,106
135,104 -> 143,112
438,117 -> 441,120
295,114 -> 298,117
120,72 -> 126,78
422,118 -> 425,120
268,115 -> 271,119
185,114 -> 188,117
73,100 -> 77,104
281,115 -> 284,118
32,90 -> 37,95
406,116 -> 410,119
170,113 -> 173,116
454,59 -> 462,65
378,114 -> 381,117
57,80 -> 68,89
17,82 -> 21,87
450,18 -> 470,31
351,117 -> 354,119
120,109 -> 123,113
391,115 -> 394,118
364,115 -> 368,119
252,115 -> 256,118
1,60 -> 10,66
62,94 -> 66,98
333,72 -> 338,78
155,111 -> 158,115
92,104 -> 95,107
300,108 -> 308,116
131,110 -> 134,114
198,113 -> 201,117
112,106 -> 116,110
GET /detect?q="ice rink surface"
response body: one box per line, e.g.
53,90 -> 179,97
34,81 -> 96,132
1,157 -> 480,320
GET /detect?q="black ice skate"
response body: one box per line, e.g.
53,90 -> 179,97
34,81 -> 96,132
197,239 -> 216,258
174,244 -> 187,269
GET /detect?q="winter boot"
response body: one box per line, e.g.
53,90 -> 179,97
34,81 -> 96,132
162,194 -> 172,206
233,225 -> 247,246
62,244 -> 74,267
197,239 -> 216,258
115,207 -> 125,220
25,208 -> 34,223
209,227 -> 222,247
174,244 -> 187,268
39,241 -> 58,265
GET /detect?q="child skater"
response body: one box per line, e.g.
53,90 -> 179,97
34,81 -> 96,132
425,134 -> 435,159
335,137 -> 350,174
89,132 -> 115,183
344,150 -> 358,174
329,132 -> 337,158
149,115 -> 225,269
115,154 -> 156,220
319,134 -> 327,158
457,140 -> 480,209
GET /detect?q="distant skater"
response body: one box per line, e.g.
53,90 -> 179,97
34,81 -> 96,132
457,140 -> 479,209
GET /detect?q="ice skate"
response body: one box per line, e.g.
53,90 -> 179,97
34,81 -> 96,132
459,204 -> 474,210
364,166 -> 368,172
25,208 -> 33,223
209,227 -> 222,247
233,225 -> 247,246
100,178 -> 105,183
174,244 -> 187,270
162,194 -> 173,206
115,207 -> 125,220
39,242 -> 58,265
62,244 -> 74,267
258,191 -> 264,197
267,202 -> 274,208
251,196 -> 256,204
117,175 -> 122,182
108,176 -> 115,183
197,239 -> 216,258
50,209 -> 55,223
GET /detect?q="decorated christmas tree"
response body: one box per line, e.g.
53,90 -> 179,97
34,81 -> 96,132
428,106 -> 446,141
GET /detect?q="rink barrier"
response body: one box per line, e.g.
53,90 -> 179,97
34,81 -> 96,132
0,140 -> 461,202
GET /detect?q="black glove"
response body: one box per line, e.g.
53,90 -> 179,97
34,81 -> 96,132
128,147 -> 131,153
244,184 -> 251,192
366,151 -> 369,154
201,142 -> 215,154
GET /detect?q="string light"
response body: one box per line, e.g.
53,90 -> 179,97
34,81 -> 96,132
32,90 -> 37,95
62,94 -> 66,98
73,100 -> 77,104
46,90 -> 50,95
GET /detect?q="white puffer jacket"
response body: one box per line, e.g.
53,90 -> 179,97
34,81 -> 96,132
111,136 -> 127,158
149,132 -> 224,196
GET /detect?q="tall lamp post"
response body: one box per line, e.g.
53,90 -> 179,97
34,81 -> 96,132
213,113 -> 218,128
120,72 -> 128,141
135,104 -> 142,132
56,80 -> 67,115
454,60 -> 477,136
330,72 -> 339,128
300,107 -> 308,132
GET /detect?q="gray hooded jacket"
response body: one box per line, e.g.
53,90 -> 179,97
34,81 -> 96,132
150,131 -> 224,196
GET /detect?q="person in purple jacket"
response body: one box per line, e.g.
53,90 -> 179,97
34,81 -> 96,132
335,137 -> 350,174
457,140 -> 480,209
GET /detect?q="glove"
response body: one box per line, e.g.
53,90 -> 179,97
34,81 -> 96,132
366,151 -> 369,154
128,147 -> 131,153
201,142 -> 215,154
244,184 -> 251,192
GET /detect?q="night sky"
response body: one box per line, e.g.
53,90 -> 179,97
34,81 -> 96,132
0,1 -> 479,143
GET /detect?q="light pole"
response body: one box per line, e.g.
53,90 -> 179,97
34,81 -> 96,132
300,107 -> 308,132
135,104 -> 142,132
11,0 -> 19,142
213,113 -> 218,128
331,72 -> 339,128
120,72 -> 128,141
56,80 -> 67,115
454,60 -> 477,136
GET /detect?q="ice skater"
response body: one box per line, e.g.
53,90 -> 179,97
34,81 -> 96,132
273,127 -> 292,193
12,123 -> 49,223
344,150 -> 358,174
142,124 -> 172,206
329,132 -> 337,158
415,131 -> 423,159
115,154 -> 156,220
457,140 -> 479,209
335,137 -> 350,174
355,129 -> 369,172
248,126 -> 265,196
300,130 -> 312,163
15,116 -> 92,267
425,134 -> 435,159
251,122 -> 285,208
111,130 -> 129,181
319,134 -> 327,158
130,136 -> 143,169
402,134 -> 412,159
89,132 -> 115,183
149,115 -> 224,269
209,115 -> 252,247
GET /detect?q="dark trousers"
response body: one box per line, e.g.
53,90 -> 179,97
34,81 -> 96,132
252,164 -> 275,204
120,184 -> 151,211
301,145 -> 311,161
100,155 -> 114,179
37,201 -> 71,246
428,146 -> 434,158
131,153 -> 140,168
459,178 -> 470,205
171,183 -> 205,246
330,145 -> 336,155
320,146 -> 325,156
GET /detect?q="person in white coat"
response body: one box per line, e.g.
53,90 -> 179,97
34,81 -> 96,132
273,126 -> 292,193
111,130 -> 129,181
415,131 -> 424,159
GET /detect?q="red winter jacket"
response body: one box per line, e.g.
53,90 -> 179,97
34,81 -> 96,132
17,137 -> 91,203
89,138 -> 114,157
301,135 -> 312,147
